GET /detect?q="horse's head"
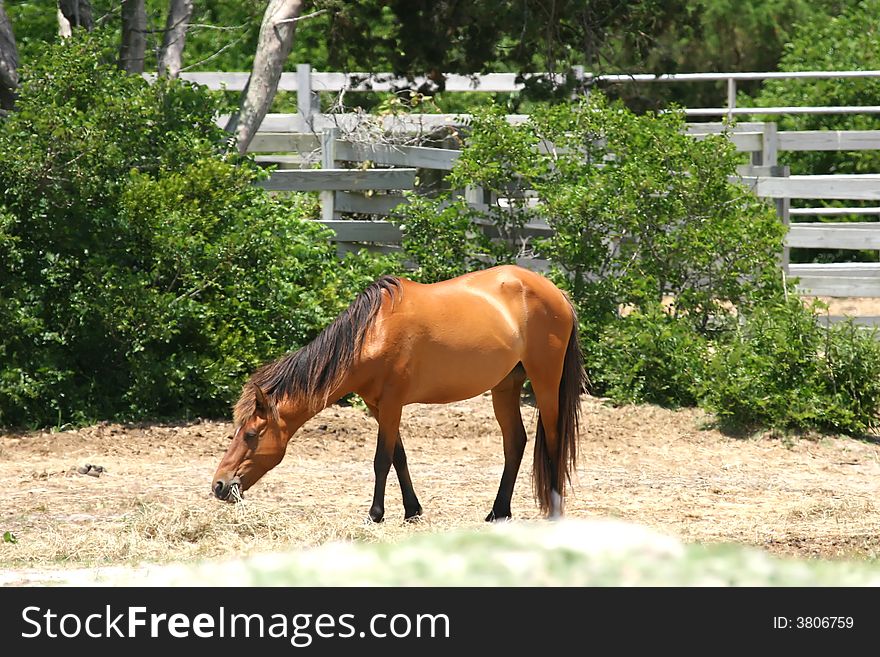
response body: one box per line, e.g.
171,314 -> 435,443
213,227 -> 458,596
212,384 -> 287,502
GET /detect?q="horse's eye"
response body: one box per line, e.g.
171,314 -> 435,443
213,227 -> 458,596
244,431 -> 257,443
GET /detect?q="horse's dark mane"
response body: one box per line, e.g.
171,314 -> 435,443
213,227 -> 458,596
233,276 -> 401,428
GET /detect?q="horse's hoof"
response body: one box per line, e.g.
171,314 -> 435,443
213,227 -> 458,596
486,510 -> 512,522
404,506 -> 423,522
368,507 -> 385,523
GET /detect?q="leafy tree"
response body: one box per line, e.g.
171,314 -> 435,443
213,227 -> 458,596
0,31 -> 397,427
0,1 -> 844,113
401,98 -> 785,329
751,0 -> 880,169
603,0 -> 833,110
749,0 -> 880,263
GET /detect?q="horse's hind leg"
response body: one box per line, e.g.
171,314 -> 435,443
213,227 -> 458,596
486,363 -> 528,522
522,356 -> 564,519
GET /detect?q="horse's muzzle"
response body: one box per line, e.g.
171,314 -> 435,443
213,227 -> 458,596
213,477 -> 241,502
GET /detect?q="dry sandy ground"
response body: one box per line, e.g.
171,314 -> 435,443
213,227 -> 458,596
2,391 -> 880,586
818,296 -> 880,317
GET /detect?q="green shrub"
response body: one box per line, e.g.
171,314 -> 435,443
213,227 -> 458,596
394,197 -> 490,283
587,305 -> 710,408
0,32 -> 399,428
701,300 -> 880,434
811,319 -> 880,434
397,97 -> 784,326
700,298 -> 827,431
395,95 -> 880,436
530,97 -> 785,330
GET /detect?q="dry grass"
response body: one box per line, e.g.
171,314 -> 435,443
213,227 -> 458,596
3,393 -> 880,576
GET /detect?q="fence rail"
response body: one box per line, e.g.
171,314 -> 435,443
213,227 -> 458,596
256,168 -> 416,192
235,76 -> 880,302
184,66 -> 880,122
787,223 -> 880,249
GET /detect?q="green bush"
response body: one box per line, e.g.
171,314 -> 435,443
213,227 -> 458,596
818,320 -> 880,434
583,297 -> 880,435
700,298 -> 828,430
394,95 -> 880,435
394,197 -> 491,283
397,97 -> 784,325
530,98 -> 785,330
0,32 -> 399,428
701,299 -> 880,434
587,305 -> 709,408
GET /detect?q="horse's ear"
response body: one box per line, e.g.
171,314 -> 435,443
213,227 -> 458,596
253,385 -> 269,418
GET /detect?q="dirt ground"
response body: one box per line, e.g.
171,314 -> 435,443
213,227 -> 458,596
818,296 -> 880,317
2,388 -> 880,584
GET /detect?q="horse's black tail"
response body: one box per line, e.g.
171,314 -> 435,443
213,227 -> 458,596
533,309 -> 587,515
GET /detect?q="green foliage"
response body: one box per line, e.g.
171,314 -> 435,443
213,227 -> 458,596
0,32 -> 399,428
750,0 -> 880,174
396,95 -> 880,435
583,296 -> 880,435
394,197 -> 488,283
2,531 -> 17,544
609,0 -> 831,110
819,319 -> 880,433
701,299 -> 880,435
531,97 -> 785,329
587,305 -> 709,408
399,96 -> 784,326
4,0 -> 836,114
700,298 -> 828,430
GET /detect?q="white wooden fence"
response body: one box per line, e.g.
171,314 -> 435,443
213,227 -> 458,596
172,66 -> 880,122
247,119 -> 880,299
183,69 -> 880,301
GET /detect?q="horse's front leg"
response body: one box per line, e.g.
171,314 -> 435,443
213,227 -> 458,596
368,402 -> 402,523
393,437 -> 422,521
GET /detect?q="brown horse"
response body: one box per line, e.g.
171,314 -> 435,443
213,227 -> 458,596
212,265 -> 586,521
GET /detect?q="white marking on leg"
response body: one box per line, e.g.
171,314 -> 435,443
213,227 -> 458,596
550,490 -> 563,519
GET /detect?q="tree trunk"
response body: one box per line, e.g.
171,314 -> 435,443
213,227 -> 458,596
158,0 -> 192,79
58,0 -> 94,34
0,0 -> 17,111
226,0 -> 305,154
119,0 -> 146,74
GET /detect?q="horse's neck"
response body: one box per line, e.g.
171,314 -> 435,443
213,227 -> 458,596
278,379 -> 355,438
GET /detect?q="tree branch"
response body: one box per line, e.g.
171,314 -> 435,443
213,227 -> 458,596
158,0 -> 193,79
225,0 -> 305,155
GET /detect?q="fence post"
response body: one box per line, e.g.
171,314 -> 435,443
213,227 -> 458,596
774,165 -> 791,278
752,122 -> 778,168
464,186 -> 484,209
297,63 -> 320,130
321,128 -> 338,223
726,77 -> 736,124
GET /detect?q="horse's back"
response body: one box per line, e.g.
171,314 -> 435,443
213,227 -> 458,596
355,266 -> 574,405
402,265 -> 569,335
424,265 -> 572,332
